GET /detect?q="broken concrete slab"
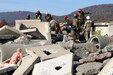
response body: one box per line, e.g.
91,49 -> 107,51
0,64 -> 17,75
79,52 -> 112,64
10,40 -> 51,46
98,57 -> 113,75
28,44 -> 73,61
15,20 -> 51,42
28,44 -> 73,75
72,42 -> 98,58
32,53 -> 73,75
23,28 -> 46,40
57,40 -> 74,50
0,44 -> 26,62
13,55 -> 40,75
76,62 -> 103,75
0,25 -> 25,38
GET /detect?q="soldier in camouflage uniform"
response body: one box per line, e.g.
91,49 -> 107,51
35,10 -> 42,21
64,16 -> 73,33
71,13 -> 80,42
77,8 -> 85,28
83,16 -> 94,41
26,14 -> 30,20
45,12 -> 53,22
77,8 -> 86,42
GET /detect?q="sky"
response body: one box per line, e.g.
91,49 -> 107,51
0,0 -> 113,16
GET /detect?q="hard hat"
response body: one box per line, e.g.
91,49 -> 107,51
45,12 -> 49,16
64,16 -> 67,19
78,8 -> 82,12
37,10 -> 40,13
45,12 -> 48,15
86,16 -> 90,20
54,21 -> 57,24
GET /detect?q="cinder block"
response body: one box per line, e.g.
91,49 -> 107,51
29,44 -> 73,75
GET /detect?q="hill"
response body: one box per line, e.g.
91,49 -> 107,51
77,4 -> 113,22
59,4 -> 113,22
0,4 -> 113,25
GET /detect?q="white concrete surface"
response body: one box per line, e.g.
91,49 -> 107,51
98,57 -> 113,75
94,22 -> 113,36
15,20 -> 51,41
30,44 -> 73,75
32,53 -> 73,75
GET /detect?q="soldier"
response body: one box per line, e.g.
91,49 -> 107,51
35,10 -> 42,21
77,8 -> 85,27
83,16 -> 94,41
26,14 -> 30,20
45,12 -> 53,22
54,21 -> 61,34
64,16 -> 72,33
77,8 -> 86,42
72,13 -> 80,42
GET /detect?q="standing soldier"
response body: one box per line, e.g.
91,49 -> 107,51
77,8 -> 86,42
35,10 -> 42,21
45,12 -> 53,22
72,13 -> 80,42
77,8 -> 85,27
26,14 -> 30,20
83,16 -> 94,41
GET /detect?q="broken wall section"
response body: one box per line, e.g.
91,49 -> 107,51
15,20 -> 51,42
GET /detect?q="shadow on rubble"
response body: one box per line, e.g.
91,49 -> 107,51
25,28 -> 46,40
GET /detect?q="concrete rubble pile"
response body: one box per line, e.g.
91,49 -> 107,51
0,19 -> 113,75
58,35 -> 113,75
0,20 -> 73,75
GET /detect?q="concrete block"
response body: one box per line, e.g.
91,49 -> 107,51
0,64 -> 17,75
76,62 -> 103,75
20,28 -> 37,33
15,20 -> 51,41
32,53 -> 73,75
30,44 -> 73,75
13,55 -> 40,75
98,57 -> 113,75
0,25 -> 25,38
28,44 -> 73,61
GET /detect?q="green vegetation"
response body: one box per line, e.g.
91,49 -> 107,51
92,30 -> 101,36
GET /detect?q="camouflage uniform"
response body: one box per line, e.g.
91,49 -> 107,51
72,18 -> 79,40
83,19 -> 94,41
64,18 -> 73,33
77,10 -> 86,42
77,11 -> 85,27
55,23 -> 61,34
26,14 -> 30,20
35,13 -> 42,21
45,14 -> 53,22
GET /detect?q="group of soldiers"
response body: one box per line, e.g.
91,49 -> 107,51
26,9 -> 94,43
